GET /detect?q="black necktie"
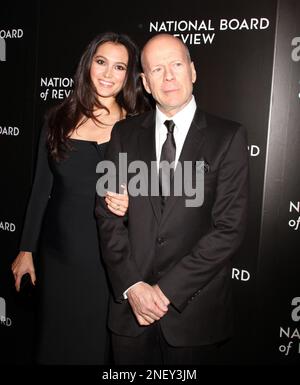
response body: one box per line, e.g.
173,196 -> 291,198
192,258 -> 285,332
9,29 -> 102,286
159,120 -> 176,208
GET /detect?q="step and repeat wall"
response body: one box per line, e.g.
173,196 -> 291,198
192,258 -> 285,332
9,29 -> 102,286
0,0 -> 299,364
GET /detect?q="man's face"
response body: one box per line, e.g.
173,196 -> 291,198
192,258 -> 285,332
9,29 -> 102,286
141,36 -> 196,117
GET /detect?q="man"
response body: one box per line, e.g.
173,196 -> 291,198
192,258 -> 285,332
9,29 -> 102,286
96,33 -> 249,364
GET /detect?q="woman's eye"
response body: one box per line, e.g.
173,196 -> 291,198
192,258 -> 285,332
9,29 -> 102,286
115,65 -> 126,71
97,59 -> 105,65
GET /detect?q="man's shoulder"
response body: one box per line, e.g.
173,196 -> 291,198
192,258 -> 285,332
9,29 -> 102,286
198,109 -> 245,141
203,111 -> 242,132
114,110 -> 154,134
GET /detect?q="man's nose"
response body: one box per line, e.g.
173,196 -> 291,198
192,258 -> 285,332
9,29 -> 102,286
164,67 -> 174,81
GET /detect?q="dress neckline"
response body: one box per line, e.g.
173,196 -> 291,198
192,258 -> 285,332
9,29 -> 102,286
69,138 -> 109,146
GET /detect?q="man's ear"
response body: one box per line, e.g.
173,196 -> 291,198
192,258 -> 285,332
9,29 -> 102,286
141,73 -> 151,94
190,62 -> 197,84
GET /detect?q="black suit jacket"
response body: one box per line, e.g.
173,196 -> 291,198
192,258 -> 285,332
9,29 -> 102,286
96,107 -> 249,346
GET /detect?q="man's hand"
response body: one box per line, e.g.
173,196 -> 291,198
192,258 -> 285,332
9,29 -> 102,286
153,284 -> 170,307
127,282 -> 169,326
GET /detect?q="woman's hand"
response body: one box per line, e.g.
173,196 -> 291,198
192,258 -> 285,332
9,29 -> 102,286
11,251 -> 36,291
105,184 -> 128,217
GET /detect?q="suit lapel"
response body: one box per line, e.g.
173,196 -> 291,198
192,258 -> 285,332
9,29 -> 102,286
160,108 -> 207,226
138,111 -> 162,223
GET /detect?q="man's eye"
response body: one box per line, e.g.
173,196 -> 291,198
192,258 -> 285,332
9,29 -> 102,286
152,67 -> 162,73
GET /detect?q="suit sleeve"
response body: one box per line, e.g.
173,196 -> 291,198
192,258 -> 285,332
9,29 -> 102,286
19,125 -> 53,252
95,123 -> 142,301
158,126 -> 249,312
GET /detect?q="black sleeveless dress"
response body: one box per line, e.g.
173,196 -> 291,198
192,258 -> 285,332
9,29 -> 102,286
20,131 -> 109,365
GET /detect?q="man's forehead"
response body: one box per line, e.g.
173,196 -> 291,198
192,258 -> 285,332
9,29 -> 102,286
144,46 -> 187,64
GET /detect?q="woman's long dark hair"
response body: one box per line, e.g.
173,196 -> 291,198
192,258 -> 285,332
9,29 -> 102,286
47,32 -> 150,161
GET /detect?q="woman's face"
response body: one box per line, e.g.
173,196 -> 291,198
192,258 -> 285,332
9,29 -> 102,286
90,42 -> 129,100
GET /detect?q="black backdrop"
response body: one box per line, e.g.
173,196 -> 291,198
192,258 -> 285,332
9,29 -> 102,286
0,0 -> 299,365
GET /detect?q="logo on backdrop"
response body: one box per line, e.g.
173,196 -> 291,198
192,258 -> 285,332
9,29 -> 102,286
148,18 -> 270,45
0,29 -> 24,62
0,297 -> 12,327
40,77 -> 74,101
231,267 -> 250,282
0,221 -> 16,232
248,145 -> 260,157
279,297 -> 300,357
288,201 -> 300,231
0,125 -> 20,136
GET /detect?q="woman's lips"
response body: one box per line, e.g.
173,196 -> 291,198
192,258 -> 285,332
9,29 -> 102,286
99,80 -> 114,87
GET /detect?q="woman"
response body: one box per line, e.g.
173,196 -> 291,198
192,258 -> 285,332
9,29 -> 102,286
11,32 -> 149,364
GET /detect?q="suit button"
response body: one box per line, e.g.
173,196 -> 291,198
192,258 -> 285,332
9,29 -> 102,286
157,237 -> 165,245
